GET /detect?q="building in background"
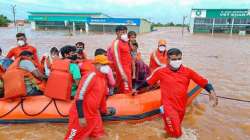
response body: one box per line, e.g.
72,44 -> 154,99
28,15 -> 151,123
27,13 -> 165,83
189,9 -> 250,35
28,12 -> 152,33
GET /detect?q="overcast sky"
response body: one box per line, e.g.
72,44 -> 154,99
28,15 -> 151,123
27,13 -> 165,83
1,0 -> 250,23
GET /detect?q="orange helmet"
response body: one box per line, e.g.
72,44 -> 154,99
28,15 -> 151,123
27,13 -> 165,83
158,39 -> 167,46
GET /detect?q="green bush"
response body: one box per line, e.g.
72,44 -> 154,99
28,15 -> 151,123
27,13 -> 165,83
0,15 -> 10,27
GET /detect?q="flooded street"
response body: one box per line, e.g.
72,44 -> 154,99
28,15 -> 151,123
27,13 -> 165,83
0,26 -> 250,140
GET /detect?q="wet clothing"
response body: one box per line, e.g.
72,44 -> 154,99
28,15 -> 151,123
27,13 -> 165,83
110,39 -> 132,93
19,60 -> 41,95
134,60 -> 151,88
65,71 -> 108,140
70,63 -> 81,96
149,50 -> 168,72
0,58 -> 13,71
145,65 -> 209,137
7,44 -> 39,63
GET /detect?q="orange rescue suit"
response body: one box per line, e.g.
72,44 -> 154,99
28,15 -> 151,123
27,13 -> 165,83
110,39 -> 132,93
7,44 -> 40,64
147,65 -> 208,137
64,71 -> 108,140
149,50 -> 168,72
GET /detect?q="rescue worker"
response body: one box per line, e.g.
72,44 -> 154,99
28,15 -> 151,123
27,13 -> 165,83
135,48 -> 218,138
64,55 -> 116,140
75,42 -> 87,60
7,33 -> 40,64
60,45 -> 81,97
78,48 -> 107,76
109,25 -> 132,94
3,51 -> 46,97
41,47 -> 60,76
149,39 -> 168,72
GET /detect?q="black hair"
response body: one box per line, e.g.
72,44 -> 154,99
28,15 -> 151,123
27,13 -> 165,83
128,31 -> 136,37
132,42 -> 138,48
19,51 -> 33,57
50,47 -> 59,54
60,45 -> 76,58
115,25 -> 127,32
75,42 -> 85,48
16,33 -> 26,38
167,48 -> 182,58
94,48 -> 107,56
0,48 -> 2,53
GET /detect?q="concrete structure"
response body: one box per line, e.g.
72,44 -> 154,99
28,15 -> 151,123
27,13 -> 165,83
189,9 -> 250,34
28,12 -> 152,33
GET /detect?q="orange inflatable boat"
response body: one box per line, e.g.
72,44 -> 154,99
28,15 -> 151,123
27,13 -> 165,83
0,81 -> 202,124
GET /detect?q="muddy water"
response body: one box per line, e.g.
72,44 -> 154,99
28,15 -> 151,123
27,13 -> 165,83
0,26 -> 250,140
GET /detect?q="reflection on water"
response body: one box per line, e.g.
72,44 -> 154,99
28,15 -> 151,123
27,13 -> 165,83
0,26 -> 250,140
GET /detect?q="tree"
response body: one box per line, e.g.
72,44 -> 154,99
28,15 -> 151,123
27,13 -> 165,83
0,15 -> 10,27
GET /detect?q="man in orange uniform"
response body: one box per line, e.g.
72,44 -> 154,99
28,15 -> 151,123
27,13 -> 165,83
65,55 -> 115,140
7,33 -> 40,64
110,25 -> 132,94
149,39 -> 168,72
135,48 -> 218,138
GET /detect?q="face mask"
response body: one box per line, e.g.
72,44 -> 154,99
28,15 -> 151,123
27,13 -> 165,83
169,60 -> 182,70
100,65 -> 110,74
17,40 -> 25,46
158,46 -> 166,52
77,48 -> 83,52
121,34 -> 129,42
68,54 -> 78,60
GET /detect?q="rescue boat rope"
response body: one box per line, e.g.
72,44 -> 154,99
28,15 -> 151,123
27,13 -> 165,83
53,99 -> 69,117
21,98 -> 53,116
201,93 -> 250,103
0,100 -> 22,118
0,97 -> 70,118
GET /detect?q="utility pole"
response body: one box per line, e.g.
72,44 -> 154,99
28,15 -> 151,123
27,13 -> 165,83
182,16 -> 187,36
11,5 -> 16,26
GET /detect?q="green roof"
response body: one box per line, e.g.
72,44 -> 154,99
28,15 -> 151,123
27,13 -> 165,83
28,12 -> 103,15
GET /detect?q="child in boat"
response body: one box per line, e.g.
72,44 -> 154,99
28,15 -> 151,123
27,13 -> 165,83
128,32 -> 150,89
75,42 -> 87,60
41,47 -> 60,76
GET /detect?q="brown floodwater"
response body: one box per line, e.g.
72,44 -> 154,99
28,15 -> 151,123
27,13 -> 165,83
0,26 -> 250,140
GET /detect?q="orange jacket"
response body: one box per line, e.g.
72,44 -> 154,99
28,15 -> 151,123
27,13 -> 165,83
7,44 -> 40,64
3,56 -> 45,99
149,50 -> 168,72
78,59 -> 96,76
44,59 -> 73,101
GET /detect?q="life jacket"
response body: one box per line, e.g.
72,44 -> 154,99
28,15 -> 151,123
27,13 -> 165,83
149,50 -> 168,72
44,59 -> 73,101
153,50 -> 167,66
2,56 -> 45,99
79,59 -> 96,76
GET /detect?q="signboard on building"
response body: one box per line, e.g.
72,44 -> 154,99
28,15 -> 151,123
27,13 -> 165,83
89,18 -> 140,26
192,9 -> 250,19
28,15 -> 89,22
191,10 -> 207,18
